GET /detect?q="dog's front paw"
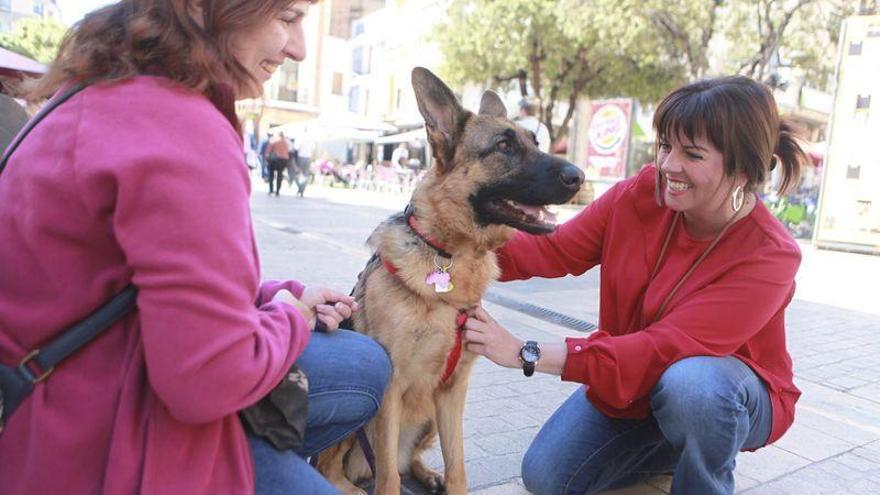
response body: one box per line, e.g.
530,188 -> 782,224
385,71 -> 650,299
343,486 -> 368,495
336,479 -> 368,495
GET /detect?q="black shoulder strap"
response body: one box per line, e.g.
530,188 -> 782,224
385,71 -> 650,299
2,82 -> 139,376
0,83 -> 86,175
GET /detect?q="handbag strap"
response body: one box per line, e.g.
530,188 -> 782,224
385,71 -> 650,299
2,82 -> 139,383
0,82 -> 85,173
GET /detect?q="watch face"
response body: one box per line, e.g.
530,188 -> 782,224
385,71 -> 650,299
521,345 -> 540,363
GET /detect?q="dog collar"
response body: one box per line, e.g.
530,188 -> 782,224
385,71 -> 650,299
405,204 -> 453,259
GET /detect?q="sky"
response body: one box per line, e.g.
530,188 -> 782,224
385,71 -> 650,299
59,0 -> 117,26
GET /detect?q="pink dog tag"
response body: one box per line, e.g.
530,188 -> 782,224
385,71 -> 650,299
426,269 -> 454,293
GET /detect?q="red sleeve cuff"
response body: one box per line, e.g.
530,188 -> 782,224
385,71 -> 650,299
561,337 -> 592,384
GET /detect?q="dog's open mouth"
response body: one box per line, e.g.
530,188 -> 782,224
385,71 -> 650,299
485,198 -> 558,234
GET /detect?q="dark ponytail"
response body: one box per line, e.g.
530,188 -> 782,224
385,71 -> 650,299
774,119 -> 808,196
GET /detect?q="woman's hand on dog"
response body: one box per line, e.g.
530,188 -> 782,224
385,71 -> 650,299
299,286 -> 358,332
463,306 -> 523,369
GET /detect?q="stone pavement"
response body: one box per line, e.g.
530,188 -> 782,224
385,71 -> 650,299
250,181 -> 880,494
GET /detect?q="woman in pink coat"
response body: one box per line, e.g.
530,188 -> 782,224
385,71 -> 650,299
0,1 -> 390,493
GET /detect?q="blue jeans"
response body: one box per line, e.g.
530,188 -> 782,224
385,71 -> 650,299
248,329 -> 392,494
522,356 -> 772,495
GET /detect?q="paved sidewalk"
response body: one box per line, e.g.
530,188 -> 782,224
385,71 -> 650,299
251,182 -> 880,494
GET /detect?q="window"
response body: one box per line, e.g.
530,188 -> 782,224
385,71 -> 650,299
33,1 -> 44,15
349,86 -> 361,113
849,41 -> 863,56
0,0 -> 12,11
353,21 -> 365,37
276,60 -> 299,102
847,165 -> 861,180
868,25 -> 880,38
332,73 -> 344,96
352,46 -> 370,75
856,94 -> 871,110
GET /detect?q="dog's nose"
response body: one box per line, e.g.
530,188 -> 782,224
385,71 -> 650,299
559,165 -> 585,190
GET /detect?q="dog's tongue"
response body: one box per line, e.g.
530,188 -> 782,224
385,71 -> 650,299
513,202 -> 558,225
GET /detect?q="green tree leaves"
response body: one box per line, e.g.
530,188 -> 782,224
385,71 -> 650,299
0,17 -> 68,64
435,0 -> 860,141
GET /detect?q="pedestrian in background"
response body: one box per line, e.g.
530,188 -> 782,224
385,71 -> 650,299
0,1 -> 391,494
516,96 -> 551,153
267,131 -> 291,196
464,76 -> 809,495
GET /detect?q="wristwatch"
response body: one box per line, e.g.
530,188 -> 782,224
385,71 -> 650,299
519,340 -> 541,377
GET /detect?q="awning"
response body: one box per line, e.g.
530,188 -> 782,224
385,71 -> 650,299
374,128 -> 427,144
0,47 -> 46,77
267,122 -> 381,143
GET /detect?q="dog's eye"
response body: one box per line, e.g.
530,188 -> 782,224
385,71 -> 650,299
496,140 -> 511,152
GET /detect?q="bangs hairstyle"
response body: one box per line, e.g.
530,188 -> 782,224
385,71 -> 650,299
652,75 -> 806,200
26,0 -> 316,116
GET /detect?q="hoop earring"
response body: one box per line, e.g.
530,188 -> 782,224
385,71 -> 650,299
655,164 -> 664,207
731,185 -> 745,213
770,153 -> 781,171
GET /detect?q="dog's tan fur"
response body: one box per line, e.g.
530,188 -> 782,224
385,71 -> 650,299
317,68 -> 582,495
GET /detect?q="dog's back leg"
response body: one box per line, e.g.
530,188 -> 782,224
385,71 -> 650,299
317,435 -> 365,495
408,419 -> 445,493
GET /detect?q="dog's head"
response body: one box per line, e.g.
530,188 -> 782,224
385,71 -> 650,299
412,67 -> 584,235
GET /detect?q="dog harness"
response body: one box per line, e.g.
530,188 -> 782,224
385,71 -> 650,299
378,207 -> 467,384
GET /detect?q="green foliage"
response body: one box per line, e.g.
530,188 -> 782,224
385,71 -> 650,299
649,0 -> 860,90
0,17 -> 68,64
436,0 -> 859,132
433,0 -> 688,141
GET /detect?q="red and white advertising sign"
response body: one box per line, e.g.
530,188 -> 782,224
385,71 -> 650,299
585,99 -> 632,180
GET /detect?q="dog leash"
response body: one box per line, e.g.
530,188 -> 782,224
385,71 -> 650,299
308,429 -> 377,491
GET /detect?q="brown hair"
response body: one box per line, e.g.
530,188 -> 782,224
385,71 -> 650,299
27,0 -> 315,126
652,75 -> 807,201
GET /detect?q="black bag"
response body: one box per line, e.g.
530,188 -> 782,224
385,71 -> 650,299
239,365 -> 310,450
0,286 -> 138,433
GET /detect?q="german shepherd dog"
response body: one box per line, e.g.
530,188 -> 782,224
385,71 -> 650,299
317,68 -> 584,495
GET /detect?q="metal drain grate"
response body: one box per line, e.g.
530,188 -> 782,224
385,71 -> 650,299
484,291 -> 597,333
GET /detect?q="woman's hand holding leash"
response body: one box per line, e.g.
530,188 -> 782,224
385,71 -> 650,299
275,286 -> 358,332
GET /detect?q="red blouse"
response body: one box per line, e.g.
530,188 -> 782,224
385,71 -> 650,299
497,166 -> 801,444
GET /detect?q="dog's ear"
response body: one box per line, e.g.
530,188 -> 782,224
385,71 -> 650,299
412,67 -> 467,173
478,90 -> 507,119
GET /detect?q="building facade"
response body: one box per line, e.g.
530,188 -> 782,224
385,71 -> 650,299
815,15 -> 880,254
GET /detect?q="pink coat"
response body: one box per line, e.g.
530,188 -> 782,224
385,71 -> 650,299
0,76 -> 311,493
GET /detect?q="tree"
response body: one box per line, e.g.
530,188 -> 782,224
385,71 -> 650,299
644,0 -> 724,81
0,17 -> 68,64
434,0 -> 687,144
644,0 -> 863,90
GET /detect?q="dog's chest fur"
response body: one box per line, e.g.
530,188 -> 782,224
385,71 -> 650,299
351,218 -> 499,399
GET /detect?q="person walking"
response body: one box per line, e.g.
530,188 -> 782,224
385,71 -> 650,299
267,131 -> 291,196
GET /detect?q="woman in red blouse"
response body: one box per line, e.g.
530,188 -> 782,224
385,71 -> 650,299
463,76 -> 808,495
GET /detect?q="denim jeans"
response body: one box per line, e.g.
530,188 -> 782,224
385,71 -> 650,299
522,356 -> 773,495
248,329 -> 392,495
